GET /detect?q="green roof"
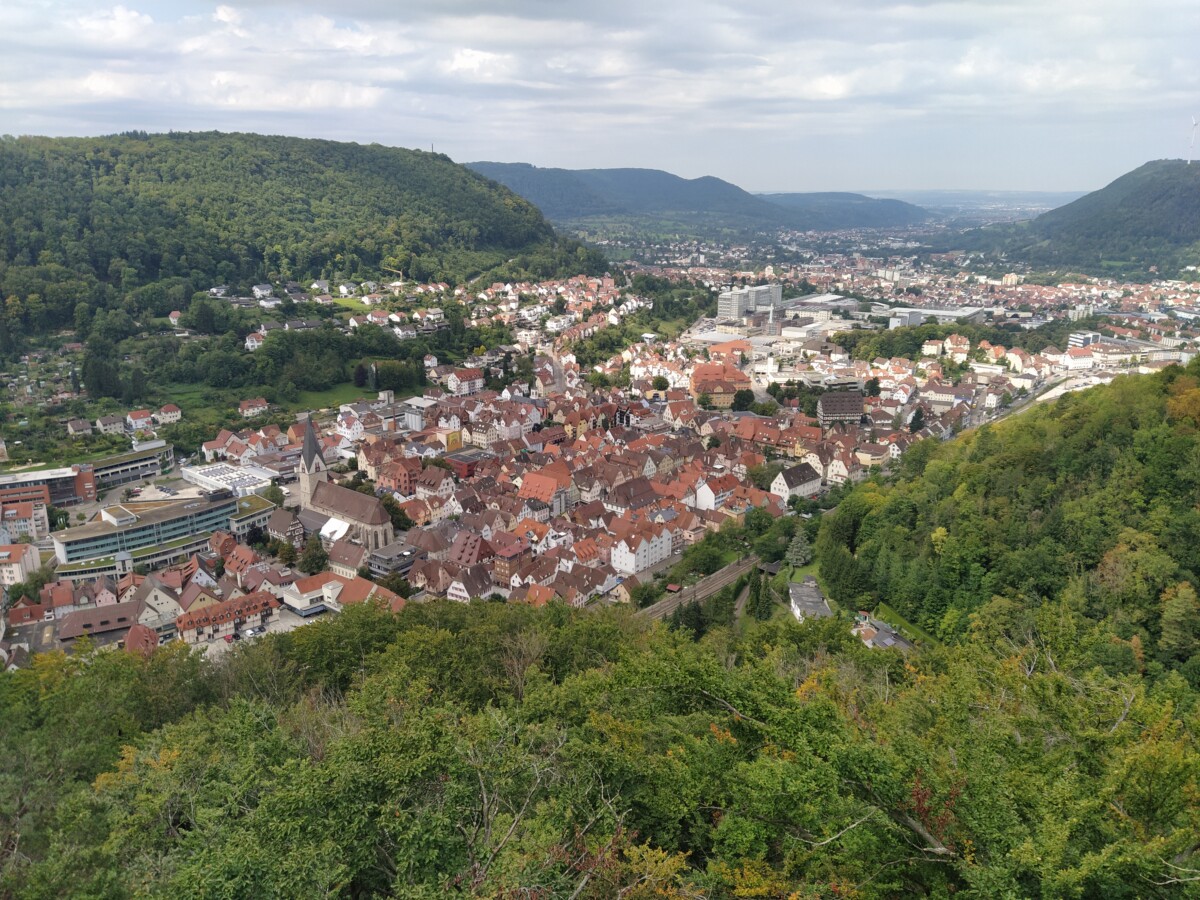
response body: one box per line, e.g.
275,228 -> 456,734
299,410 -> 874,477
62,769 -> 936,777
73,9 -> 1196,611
229,494 -> 275,519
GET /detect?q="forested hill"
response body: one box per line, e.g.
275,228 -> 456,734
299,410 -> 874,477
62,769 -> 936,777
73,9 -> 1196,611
467,161 -> 789,227
819,359 -> 1200,678
948,159 -> 1200,276
0,132 -> 602,340
758,190 -> 929,228
467,161 -> 929,233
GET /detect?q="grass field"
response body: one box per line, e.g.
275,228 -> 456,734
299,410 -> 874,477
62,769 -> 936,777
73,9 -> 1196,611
333,297 -> 368,316
296,383 -> 375,411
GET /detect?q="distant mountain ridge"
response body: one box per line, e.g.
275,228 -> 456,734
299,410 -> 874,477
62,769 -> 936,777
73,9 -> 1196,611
467,161 -> 929,233
757,191 -> 929,227
951,160 -> 1200,275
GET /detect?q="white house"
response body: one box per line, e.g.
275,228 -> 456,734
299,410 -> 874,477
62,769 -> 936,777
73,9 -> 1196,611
693,473 -> 739,512
610,525 -> 672,575
770,462 -> 822,502
126,409 -> 154,432
155,404 -> 182,425
0,543 -> 39,587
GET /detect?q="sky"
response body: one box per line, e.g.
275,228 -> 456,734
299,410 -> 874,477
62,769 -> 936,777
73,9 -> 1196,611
3,0 -> 1199,192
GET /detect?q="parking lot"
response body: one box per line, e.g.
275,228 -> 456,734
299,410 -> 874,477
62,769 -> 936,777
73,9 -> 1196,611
200,607 -> 316,659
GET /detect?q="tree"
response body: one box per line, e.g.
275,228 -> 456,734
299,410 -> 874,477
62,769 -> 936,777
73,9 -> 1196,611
652,375 -> 669,392
298,535 -> 328,574
381,494 -> 416,531
706,435 -> 722,449
262,484 -> 285,508
731,389 -> 755,411
698,392 -> 713,409
278,542 -> 297,566
747,568 -> 774,620
866,377 -> 881,397
786,529 -> 813,567
743,507 -> 773,537
1160,582 -> 1199,661
909,406 -> 926,433
353,363 -> 368,388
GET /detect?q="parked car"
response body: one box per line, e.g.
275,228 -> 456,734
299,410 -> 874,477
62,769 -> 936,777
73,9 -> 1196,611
223,633 -> 242,643
244,626 -> 266,637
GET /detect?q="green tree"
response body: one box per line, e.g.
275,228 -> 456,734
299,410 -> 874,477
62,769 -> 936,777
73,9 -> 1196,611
909,406 -> 926,433
652,375 -> 669,392
1160,582 -> 1199,661
786,529 -> 813,567
298,534 -> 328,574
731,389 -> 755,411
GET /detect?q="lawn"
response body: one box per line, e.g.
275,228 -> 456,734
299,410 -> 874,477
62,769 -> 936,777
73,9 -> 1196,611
332,297 -> 370,316
155,382 -> 235,426
295,383 -> 376,411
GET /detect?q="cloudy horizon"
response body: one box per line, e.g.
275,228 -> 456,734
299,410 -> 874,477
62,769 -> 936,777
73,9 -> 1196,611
4,0 -> 1198,193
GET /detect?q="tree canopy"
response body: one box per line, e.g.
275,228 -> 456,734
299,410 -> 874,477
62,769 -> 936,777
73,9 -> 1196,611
2,592 -> 1198,898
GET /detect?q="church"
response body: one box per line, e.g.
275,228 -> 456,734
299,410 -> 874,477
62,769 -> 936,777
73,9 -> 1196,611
298,417 -> 395,551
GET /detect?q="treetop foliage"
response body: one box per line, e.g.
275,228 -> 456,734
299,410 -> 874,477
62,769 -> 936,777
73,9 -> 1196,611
3,591 -> 1198,898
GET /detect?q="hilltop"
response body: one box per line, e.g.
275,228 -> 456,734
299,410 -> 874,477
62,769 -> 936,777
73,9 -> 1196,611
468,161 -> 929,235
0,132 -> 602,342
949,159 -> 1200,275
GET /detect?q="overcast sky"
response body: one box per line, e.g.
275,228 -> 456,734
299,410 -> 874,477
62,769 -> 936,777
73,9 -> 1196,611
4,0 -> 1198,191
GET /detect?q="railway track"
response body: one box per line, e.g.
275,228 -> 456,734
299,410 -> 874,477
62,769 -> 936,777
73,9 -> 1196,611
637,555 -> 759,620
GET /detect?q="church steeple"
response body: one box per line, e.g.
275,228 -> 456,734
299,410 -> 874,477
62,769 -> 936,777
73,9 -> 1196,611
298,416 -> 328,509
302,415 -> 323,470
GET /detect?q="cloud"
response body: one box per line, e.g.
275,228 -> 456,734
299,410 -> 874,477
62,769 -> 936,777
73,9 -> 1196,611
2,0 -> 1198,190
73,5 -> 155,46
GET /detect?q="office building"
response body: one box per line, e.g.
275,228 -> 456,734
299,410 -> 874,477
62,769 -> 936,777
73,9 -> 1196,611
51,492 -> 275,580
717,283 -> 783,319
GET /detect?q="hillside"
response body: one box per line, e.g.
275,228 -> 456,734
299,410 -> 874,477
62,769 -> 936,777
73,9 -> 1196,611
3,572 -> 1198,897
0,132 -> 602,345
949,160 -> 1200,275
818,360 -> 1200,677
467,161 -> 928,234
758,190 -> 929,228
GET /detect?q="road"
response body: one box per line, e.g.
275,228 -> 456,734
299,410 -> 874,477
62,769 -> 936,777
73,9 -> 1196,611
637,555 -> 759,620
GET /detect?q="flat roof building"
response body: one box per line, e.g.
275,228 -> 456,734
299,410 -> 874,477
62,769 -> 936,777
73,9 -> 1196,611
51,493 -> 275,579
181,462 -> 277,497
717,283 -> 783,320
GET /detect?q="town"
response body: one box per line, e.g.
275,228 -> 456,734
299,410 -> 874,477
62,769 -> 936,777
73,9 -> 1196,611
2,256 -> 1199,669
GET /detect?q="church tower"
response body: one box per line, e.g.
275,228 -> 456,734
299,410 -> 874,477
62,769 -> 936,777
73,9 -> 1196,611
298,416 -> 328,509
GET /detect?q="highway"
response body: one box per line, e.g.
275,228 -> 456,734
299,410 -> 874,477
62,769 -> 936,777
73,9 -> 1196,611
637,555 -> 760,620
